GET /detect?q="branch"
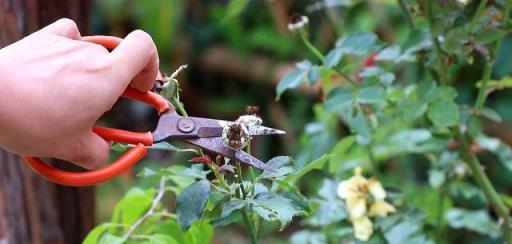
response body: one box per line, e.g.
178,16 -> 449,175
122,176 -> 167,240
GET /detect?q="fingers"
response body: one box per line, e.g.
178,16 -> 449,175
38,18 -> 81,40
109,30 -> 159,93
59,132 -> 110,170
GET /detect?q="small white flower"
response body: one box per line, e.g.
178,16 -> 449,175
236,115 -> 262,127
288,15 -> 309,32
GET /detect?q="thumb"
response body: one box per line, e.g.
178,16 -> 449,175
59,132 -> 110,170
108,30 -> 159,93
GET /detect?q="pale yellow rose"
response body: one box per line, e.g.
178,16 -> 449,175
347,196 -> 367,219
336,167 -> 368,200
367,178 -> 386,200
369,200 -> 396,217
352,216 -> 373,241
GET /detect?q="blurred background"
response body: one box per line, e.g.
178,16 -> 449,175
88,0 -> 512,242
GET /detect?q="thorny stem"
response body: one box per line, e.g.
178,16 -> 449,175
367,144 -> 381,179
461,3 -> 512,241
454,129 -> 512,243
235,160 -> 258,244
469,0 -> 489,32
298,30 -> 358,87
397,0 -> 415,29
435,185 -> 446,243
123,176 -> 167,240
245,144 -> 260,236
474,1 -> 511,110
424,0 -> 448,85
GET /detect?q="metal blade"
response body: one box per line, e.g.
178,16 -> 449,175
183,137 -> 276,171
234,150 -> 276,171
246,125 -> 286,136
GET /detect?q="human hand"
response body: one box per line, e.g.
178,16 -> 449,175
0,18 -> 160,169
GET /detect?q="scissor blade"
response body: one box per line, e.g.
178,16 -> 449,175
197,125 -> 286,138
246,125 -> 286,136
234,150 -> 275,171
184,137 -> 275,171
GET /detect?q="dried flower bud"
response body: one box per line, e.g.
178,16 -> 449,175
245,106 -> 260,115
222,122 -> 251,150
288,14 -> 309,32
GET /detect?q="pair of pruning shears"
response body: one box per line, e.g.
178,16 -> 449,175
23,36 -> 285,187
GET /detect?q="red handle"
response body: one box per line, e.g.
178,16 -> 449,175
23,35 -> 171,186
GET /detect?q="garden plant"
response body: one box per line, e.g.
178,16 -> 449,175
84,0 -> 512,243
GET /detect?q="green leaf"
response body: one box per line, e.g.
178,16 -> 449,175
219,199 -> 246,219
259,156 -> 294,179
397,100 -> 428,121
145,234 -> 179,244
357,87 -> 386,104
176,180 -> 211,230
137,167 -> 158,178
477,136 -> 512,172
286,154 -> 331,183
150,141 -> 198,153
325,87 -> 354,112
335,32 -> 380,55
399,29 -> 432,62
183,221 -> 214,244
428,169 -> 446,189
476,28 -> 505,44
324,48 -> 345,68
155,219 -> 185,242
275,68 -> 309,99
111,188 -> 155,225
344,105 -> 373,140
427,99 -> 459,127
481,107 -> 502,122
329,136 -> 356,173
222,0 -> 249,23
307,198 -> 346,227
444,208 -> 500,238
308,65 -> 321,84
476,76 -> 512,90
83,223 -> 118,244
211,210 -> 242,226
98,233 -> 125,244
290,230 -> 327,244
249,192 -> 306,230
375,45 -> 401,61
381,215 -> 432,244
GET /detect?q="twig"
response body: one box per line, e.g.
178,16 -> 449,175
169,64 -> 188,80
122,176 -> 167,240
398,0 -> 415,29
453,129 -> 512,242
474,1 -> 511,110
424,0 -> 448,85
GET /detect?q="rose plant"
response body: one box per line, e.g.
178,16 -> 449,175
84,1 -> 512,243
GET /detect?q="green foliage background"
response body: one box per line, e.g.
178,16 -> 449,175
85,0 -> 512,243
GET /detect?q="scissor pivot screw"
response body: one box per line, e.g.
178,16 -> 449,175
178,118 -> 195,133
